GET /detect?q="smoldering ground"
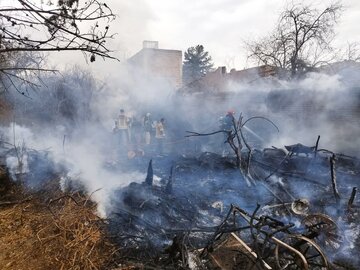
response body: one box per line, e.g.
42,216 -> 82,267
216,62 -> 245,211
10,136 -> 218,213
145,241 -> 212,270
1,62 -> 360,267
1,63 -> 360,210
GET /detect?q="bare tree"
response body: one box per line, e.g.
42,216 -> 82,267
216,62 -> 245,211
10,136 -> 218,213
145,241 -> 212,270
342,42 -> 360,62
0,48 -> 52,95
246,2 -> 343,78
0,0 -> 117,93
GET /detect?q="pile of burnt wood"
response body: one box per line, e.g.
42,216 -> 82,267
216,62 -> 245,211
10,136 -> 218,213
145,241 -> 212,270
108,138 -> 360,269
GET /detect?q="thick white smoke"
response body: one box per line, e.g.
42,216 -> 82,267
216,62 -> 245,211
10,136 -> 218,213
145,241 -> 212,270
0,122 -> 146,216
204,70 -> 360,156
1,60 -> 359,217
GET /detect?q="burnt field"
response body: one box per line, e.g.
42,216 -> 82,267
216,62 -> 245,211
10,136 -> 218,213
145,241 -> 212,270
1,130 -> 359,269
1,85 -> 360,269
1,0 -> 360,268
106,140 -> 360,269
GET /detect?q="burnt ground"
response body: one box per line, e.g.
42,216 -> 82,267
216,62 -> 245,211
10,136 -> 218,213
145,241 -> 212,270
105,147 -> 360,269
1,141 -> 360,270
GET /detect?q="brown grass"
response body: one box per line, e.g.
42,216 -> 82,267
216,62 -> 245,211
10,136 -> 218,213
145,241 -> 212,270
0,191 -> 116,270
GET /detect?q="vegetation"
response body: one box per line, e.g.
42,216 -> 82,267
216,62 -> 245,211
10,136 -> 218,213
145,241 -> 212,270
183,45 -> 214,84
246,2 -> 343,77
0,0 -> 117,93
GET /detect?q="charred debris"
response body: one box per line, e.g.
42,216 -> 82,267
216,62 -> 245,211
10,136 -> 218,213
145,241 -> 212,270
0,114 -> 360,270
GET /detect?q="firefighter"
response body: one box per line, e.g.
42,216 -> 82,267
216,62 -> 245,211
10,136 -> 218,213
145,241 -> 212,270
131,115 -> 142,145
127,115 -> 145,159
114,109 -> 130,147
143,112 -> 153,145
220,110 -> 236,156
155,118 -> 166,155
223,110 -> 236,132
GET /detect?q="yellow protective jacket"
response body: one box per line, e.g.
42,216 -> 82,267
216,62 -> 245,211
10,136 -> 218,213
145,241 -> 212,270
155,122 -> 165,138
116,114 -> 129,130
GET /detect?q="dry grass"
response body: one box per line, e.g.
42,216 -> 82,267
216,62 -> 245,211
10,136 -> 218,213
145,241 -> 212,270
0,190 -> 116,270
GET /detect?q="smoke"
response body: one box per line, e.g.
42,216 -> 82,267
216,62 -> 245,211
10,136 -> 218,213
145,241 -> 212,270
204,70 -> 360,156
0,55 -> 359,269
1,58 -> 359,216
0,66 -> 150,216
0,1 -> 358,265
108,63 -> 360,157
0,122 -> 146,216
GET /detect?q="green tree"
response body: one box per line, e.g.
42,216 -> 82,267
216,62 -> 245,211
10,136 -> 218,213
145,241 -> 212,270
183,45 -> 214,84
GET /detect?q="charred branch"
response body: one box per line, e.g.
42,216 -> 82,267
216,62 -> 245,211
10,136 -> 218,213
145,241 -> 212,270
144,159 -> 153,186
165,165 -> 174,194
314,135 -> 321,158
330,154 -> 341,203
348,187 -> 357,208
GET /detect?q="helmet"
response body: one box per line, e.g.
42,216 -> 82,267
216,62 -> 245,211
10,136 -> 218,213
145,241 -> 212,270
146,113 -> 151,117
227,109 -> 235,115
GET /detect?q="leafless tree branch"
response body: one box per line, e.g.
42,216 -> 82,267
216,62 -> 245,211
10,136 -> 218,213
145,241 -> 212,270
245,2 -> 343,78
0,0 -> 118,92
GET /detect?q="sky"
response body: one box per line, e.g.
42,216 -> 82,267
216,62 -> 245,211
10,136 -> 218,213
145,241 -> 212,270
43,0 -> 360,74
113,1 -> 359,63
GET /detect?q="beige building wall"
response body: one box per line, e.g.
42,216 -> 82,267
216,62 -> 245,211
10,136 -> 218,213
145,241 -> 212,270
129,45 -> 183,90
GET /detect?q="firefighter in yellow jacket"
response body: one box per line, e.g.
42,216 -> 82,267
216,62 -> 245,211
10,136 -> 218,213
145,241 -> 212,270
114,109 -> 131,147
155,118 -> 165,155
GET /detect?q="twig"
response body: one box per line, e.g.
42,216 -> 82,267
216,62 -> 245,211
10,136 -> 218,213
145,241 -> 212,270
314,135 -> 320,158
185,130 -> 226,137
348,187 -> 357,208
84,188 -> 102,206
0,197 -> 32,206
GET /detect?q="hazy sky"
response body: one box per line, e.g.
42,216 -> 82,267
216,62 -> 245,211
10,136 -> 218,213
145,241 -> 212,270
49,0 -> 360,74
148,0 -> 359,68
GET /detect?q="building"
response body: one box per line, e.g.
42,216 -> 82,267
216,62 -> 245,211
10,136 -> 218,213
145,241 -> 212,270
179,65 -> 280,94
319,60 -> 360,86
128,41 -> 183,89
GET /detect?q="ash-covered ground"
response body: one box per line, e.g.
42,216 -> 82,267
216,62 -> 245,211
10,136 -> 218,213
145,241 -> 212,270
104,141 -> 360,269
1,70 -> 360,269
